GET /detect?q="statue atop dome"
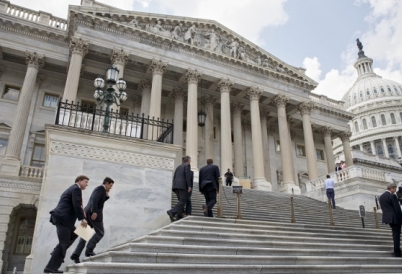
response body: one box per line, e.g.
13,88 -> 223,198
356,38 -> 363,51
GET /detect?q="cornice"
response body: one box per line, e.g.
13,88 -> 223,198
314,104 -> 354,120
353,158 -> 402,172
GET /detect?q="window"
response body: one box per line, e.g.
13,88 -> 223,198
381,87 -> 385,93
366,89 -> 370,96
316,149 -> 325,160
400,113 -> 402,123
395,86 -> 399,93
363,119 -> 368,130
43,94 -> 59,108
276,140 -> 281,152
30,144 -> 45,167
80,100 -> 96,114
391,113 -> 396,124
354,121 -> 359,132
2,85 -> 21,101
213,126 -> 216,139
0,138 -> 7,156
388,144 -> 395,159
183,120 -> 187,132
14,217 -> 35,254
381,114 -> 386,125
353,93 -> 357,100
371,116 -> 377,127
296,145 -> 306,157
119,107 -> 129,119
359,90 -> 363,98
373,87 -> 378,94
388,86 -> 392,93
377,145 -> 384,156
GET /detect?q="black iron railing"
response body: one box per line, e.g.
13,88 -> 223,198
55,101 -> 174,144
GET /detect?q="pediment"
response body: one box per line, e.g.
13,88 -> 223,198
70,3 -> 317,90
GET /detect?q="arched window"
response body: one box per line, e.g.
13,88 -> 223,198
377,145 -> 384,156
381,114 -> 386,125
391,113 -> 396,124
363,118 -> 368,130
371,116 -> 377,127
366,89 -> 370,96
388,86 -> 392,93
354,121 -> 359,132
373,87 -> 378,94
353,93 -> 357,100
394,86 -> 399,93
388,144 -> 395,158
359,91 -> 363,98
381,87 -> 385,93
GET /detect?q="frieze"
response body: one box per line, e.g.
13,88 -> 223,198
49,141 -> 175,170
0,181 -> 41,192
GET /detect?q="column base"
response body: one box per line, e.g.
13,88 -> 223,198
23,254 -> 34,274
0,157 -> 21,177
279,184 -> 301,195
251,178 -> 272,191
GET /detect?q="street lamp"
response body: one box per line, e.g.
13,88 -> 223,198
94,66 -> 128,132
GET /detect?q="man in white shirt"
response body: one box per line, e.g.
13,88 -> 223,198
324,175 -> 336,209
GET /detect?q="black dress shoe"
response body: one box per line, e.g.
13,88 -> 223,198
166,210 -> 175,222
44,268 -> 63,273
202,205 -> 208,217
85,251 -> 96,257
70,254 -> 80,263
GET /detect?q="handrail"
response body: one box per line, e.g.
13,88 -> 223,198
19,165 -> 44,179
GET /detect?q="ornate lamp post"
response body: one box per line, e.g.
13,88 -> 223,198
94,66 -> 128,133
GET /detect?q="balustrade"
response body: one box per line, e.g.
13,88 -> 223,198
19,165 -> 43,179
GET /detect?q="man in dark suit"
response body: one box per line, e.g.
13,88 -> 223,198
184,170 -> 194,216
70,177 -> 114,263
167,156 -> 192,222
44,175 -> 89,273
199,158 -> 220,217
379,182 -> 402,257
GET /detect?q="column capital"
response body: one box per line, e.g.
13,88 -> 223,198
267,124 -> 276,135
185,68 -> 201,84
246,86 -> 262,101
217,78 -> 234,93
133,95 -> 142,107
340,131 -> 352,142
170,86 -> 187,101
231,102 -> 244,114
69,37 -> 89,56
111,48 -> 130,66
25,51 -> 45,69
149,59 -> 168,75
273,94 -> 289,108
260,109 -> 270,120
320,126 -> 333,137
298,101 -> 315,115
201,94 -> 217,107
139,79 -> 152,91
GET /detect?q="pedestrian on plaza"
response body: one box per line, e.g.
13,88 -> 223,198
199,159 -> 220,217
44,175 -> 89,274
184,170 -> 194,216
167,156 -> 192,222
379,182 -> 402,257
224,168 -> 234,186
70,177 -> 114,263
324,175 -> 336,209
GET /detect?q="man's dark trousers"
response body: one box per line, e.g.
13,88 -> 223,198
204,190 -> 217,217
45,222 -> 78,270
72,221 -> 104,256
390,223 -> 402,256
171,189 -> 188,217
326,188 -> 336,209
185,191 -> 192,215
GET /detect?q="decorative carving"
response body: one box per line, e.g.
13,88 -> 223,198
260,109 -> 270,119
126,18 -> 142,29
172,23 -> 183,41
149,59 -> 168,75
139,79 -> 152,91
201,94 -> 217,107
69,37 -> 89,56
25,51 -> 45,68
0,181 -> 41,191
203,29 -> 218,51
273,94 -> 289,108
227,39 -> 239,58
298,101 -> 315,115
217,78 -> 233,93
246,86 -> 262,101
320,126 -> 333,137
184,24 -> 198,45
111,48 -> 130,66
170,87 -> 186,101
340,131 -> 352,142
185,68 -> 201,85
231,102 -> 244,114
50,141 -> 175,170
146,20 -> 172,38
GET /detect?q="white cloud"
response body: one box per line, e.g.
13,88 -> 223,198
302,57 -> 322,82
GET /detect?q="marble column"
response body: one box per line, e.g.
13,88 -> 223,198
171,87 -> 186,148
382,138 -> 390,158
218,78 -> 234,174
231,102 -> 244,177
394,137 -> 402,158
247,87 -> 271,191
132,95 -> 142,115
321,126 -> 335,173
62,37 -> 89,102
148,59 -> 168,120
202,95 -> 217,161
267,125 -> 278,190
298,102 -> 318,180
110,48 -> 130,111
359,144 -> 364,151
340,131 -> 353,167
0,52 -> 45,176
274,94 -> 298,193
139,79 -> 152,117
370,140 -> 376,155
185,69 -> 201,171
260,109 -> 271,183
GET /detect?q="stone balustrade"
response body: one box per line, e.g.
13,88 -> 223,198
19,165 -> 44,179
2,1 -> 68,30
309,93 -> 344,110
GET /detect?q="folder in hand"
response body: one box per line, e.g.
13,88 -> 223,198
74,225 -> 95,242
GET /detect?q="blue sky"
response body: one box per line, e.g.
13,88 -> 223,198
11,0 -> 402,100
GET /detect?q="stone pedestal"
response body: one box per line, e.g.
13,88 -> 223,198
279,184 -> 301,195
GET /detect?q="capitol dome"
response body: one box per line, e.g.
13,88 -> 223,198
334,39 -> 402,163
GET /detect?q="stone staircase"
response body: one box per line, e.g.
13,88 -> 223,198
65,186 -> 402,273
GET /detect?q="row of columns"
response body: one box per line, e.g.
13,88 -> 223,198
359,137 -> 402,158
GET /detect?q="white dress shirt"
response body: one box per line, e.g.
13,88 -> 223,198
324,178 -> 335,189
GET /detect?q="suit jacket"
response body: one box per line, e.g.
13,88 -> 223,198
50,184 -> 85,229
379,191 -> 402,225
199,164 -> 220,192
85,185 -> 110,223
335,166 -> 342,171
172,163 -> 192,191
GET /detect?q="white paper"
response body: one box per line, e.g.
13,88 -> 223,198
74,225 -> 95,242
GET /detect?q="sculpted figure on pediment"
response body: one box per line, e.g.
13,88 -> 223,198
226,39 -> 239,58
262,59 -> 270,68
184,24 -> 198,45
172,23 -> 184,41
203,29 -> 218,51
127,18 -> 141,29
256,56 -> 262,66
275,65 -> 285,73
146,20 -> 172,38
